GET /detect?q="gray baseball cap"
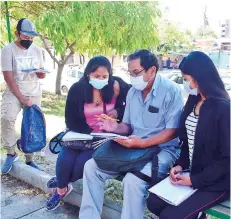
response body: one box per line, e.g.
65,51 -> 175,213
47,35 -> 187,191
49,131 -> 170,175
17,18 -> 39,37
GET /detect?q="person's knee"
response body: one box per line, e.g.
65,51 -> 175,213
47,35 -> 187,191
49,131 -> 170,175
1,114 -> 15,126
122,172 -> 145,191
70,152 -> 93,181
83,159 -> 97,178
1,103 -> 19,122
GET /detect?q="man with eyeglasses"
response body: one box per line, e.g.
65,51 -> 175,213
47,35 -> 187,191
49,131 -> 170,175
79,50 -> 184,219
1,18 -> 46,173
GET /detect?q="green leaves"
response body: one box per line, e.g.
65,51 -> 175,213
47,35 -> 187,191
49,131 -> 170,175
157,18 -> 194,53
1,1 -> 161,54
35,1 -> 160,56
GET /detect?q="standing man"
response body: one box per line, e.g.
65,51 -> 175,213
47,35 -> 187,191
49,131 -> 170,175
1,18 -> 46,173
79,50 -> 184,219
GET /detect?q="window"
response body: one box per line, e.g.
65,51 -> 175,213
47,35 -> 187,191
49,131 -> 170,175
71,70 -> 77,77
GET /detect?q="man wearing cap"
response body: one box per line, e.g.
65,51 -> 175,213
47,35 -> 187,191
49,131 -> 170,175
1,18 -> 46,173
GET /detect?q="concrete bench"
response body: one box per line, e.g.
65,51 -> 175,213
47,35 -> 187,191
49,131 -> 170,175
2,155 -> 229,219
205,200 -> 230,219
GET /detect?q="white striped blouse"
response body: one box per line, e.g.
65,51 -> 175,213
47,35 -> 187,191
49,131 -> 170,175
185,109 -> 199,168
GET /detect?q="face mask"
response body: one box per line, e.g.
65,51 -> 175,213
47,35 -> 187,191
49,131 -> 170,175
130,75 -> 149,91
20,40 -> 33,49
183,80 -> 198,96
89,78 -> 108,90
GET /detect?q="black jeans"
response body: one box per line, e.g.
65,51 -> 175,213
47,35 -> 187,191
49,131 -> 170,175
56,146 -> 94,188
147,190 -> 229,219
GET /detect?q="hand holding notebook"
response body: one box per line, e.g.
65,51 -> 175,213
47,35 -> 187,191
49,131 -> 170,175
149,173 -> 197,206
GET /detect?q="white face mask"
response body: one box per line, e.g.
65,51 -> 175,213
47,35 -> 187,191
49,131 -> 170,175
130,75 -> 149,91
183,80 -> 198,96
89,78 -> 108,90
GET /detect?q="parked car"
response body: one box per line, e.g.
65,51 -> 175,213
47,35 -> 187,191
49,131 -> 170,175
61,65 -> 84,95
221,74 -> 231,97
169,72 -> 231,98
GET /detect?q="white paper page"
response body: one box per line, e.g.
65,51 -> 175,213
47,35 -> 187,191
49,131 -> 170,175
91,132 -> 129,140
62,131 -> 93,141
149,173 -> 197,206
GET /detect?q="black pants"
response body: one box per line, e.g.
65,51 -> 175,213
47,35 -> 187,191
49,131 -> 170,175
56,146 -> 94,188
147,190 -> 229,219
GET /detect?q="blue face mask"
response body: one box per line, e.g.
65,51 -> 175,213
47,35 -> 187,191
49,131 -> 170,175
89,78 -> 108,90
183,80 -> 198,96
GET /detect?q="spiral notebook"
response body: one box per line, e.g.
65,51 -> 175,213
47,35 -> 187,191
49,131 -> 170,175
62,131 -> 93,141
62,131 -> 128,149
149,173 -> 197,206
90,132 -> 128,140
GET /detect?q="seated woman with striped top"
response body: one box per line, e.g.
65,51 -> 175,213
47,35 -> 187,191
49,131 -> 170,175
147,51 -> 230,219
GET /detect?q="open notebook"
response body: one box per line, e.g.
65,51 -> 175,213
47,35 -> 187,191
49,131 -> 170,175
62,131 -> 93,141
149,173 -> 197,206
91,132 -> 128,140
62,131 -> 128,149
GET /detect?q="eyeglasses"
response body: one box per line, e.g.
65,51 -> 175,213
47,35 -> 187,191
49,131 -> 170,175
127,68 -> 145,77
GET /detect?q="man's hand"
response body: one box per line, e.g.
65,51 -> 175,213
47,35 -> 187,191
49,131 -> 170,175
107,109 -> 118,119
19,96 -> 32,107
170,174 -> 192,186
114,135 -> 145,148
98,114 -> 118,132
169,165 -> 183,182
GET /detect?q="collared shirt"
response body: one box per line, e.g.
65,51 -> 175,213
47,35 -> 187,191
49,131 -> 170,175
122,74 -> 184,148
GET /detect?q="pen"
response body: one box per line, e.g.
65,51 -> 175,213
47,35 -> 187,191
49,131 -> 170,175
94,115 -> 119,122
174,169 -> 190,175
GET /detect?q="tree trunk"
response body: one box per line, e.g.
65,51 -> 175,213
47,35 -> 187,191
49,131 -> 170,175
80,54 -> 85,65
82,55 -> 85,64
55,64 -> 64,95
111,54 -> 115,67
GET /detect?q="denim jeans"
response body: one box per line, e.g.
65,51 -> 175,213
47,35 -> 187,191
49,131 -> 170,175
56,146 -> 94,188
79,147 -> 180,219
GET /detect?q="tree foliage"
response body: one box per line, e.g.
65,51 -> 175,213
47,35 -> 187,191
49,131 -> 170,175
36,2 -> 160,56
157,19 -> 194,53
1,1 -> 161,94
195,26 -> 217,39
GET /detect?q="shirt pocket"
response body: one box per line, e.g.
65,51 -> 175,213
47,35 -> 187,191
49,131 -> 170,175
142,110 -> 164,129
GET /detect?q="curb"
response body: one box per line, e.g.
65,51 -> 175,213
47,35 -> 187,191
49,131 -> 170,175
0,155 -> 122,218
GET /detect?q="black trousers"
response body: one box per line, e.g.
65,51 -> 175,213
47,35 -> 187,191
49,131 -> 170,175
147,190 -> 229,219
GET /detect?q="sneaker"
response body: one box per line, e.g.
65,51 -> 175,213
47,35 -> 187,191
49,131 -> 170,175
47,176 -> 58,189
1,153 -> 19,174
46,184 -> 73,211
26,161 -> 44,171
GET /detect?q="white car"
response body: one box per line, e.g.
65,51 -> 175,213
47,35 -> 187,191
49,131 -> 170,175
169,72 -> 231,99
61,66 -> 84,95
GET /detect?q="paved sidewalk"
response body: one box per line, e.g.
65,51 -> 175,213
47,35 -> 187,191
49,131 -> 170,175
1,175 -> 79,219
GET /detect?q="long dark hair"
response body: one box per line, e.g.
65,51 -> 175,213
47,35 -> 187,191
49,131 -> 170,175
81,56 -> 115,103
179,51 -> 229,100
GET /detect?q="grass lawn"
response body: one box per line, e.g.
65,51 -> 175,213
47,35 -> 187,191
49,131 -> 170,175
41,91 -> 66,117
